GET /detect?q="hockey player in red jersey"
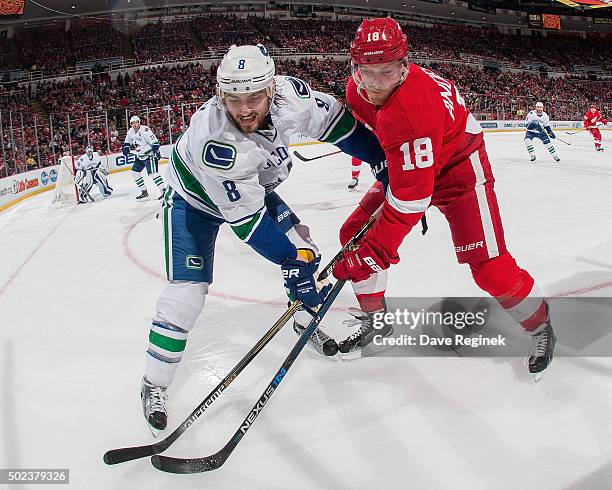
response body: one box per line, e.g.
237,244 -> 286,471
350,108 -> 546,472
332,17 -> 556,374
584,104 -> 607,151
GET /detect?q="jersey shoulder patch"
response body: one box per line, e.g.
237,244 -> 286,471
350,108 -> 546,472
285,76 -> 311,99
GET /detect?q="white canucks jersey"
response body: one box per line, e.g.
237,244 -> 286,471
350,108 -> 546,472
526,111 -> 551,131
75,151 -> 101,171
124,125 -> 159,159
165,75 -> 357,240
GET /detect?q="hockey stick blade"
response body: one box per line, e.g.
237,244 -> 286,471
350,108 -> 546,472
103,303 -> 300,465
151,279 -> 347,473
293,149 -> 342,162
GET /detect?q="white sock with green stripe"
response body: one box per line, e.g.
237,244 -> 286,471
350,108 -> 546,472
145,281 -> 209,387
525,140 -> 535,158
132,170 -> 146,191
545,143 -> 558,159
146,320 -> 189,387
151,172 -> 166,192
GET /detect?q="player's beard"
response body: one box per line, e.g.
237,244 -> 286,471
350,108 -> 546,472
231,111 -> 265,133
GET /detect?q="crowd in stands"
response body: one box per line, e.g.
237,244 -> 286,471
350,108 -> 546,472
132,21 -> 197,63
14,21 -> 124,75
0,16 -> 609,177
191,15 -> 265,51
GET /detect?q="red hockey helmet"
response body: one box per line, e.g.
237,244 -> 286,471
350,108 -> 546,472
350,17 -> 408,65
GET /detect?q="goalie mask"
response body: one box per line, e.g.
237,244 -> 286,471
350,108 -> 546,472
86,146 -> 94,158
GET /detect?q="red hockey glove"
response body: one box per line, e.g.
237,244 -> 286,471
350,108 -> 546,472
332,240 -> 399,282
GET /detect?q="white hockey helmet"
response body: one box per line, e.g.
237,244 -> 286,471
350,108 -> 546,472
216,44 -> 275,99
130,115 -> 141,124
535,101 -> 544,111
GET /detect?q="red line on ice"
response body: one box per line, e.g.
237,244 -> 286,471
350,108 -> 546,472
123,209 -> 612,306
123,209 -> 345,309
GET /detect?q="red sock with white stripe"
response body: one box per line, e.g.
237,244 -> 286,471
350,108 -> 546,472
351,157 -> 362,180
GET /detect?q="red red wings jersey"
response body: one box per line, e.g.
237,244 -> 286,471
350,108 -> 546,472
584,110 -> 608,128
346,63 -> 483,258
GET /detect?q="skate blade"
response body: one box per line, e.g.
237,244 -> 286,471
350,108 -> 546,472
147,424 -> 162,438
339,350 -> 362,361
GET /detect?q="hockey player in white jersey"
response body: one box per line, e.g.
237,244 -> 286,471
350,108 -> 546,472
74,146 -> 112,202
123,116 -> 166,200
524,102 -> 560,162
139,44 -> 388,432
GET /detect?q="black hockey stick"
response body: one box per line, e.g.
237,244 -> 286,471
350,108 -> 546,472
151,278 -> 348,473
293,149 -> 342,162
103,303 -> 300,465
103,215 -> 376,466
564,127 -> 588,135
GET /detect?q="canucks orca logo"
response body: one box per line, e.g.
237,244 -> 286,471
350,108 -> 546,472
257,44 -> 269,57
40,171 -> 49,185
49,168 -> 58,183
203,141 -> 236,170
185,255 -> 203,270
286,77 -> 310,98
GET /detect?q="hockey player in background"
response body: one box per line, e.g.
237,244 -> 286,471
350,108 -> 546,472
331,18 -> 556,376
524,102 -> 560,162
123,115 -> 166,200
74,145 -> 112,202
349,157 -> 362,189
584,104 -> 607,152
140,44 -> 387,432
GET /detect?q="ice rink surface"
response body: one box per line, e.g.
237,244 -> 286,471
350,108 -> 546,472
1,131 -> 611,489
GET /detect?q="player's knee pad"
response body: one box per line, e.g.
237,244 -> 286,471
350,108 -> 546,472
469,252 -> 525,298
524,137 -> 533,145
154,280 -> 208,332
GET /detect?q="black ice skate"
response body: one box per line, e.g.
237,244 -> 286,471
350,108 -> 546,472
553,155 -> 560,162
338,308 -> 394,359
528,309 -> 556,377
348,178 -> 359,190
136,190 -> 149,200
530,155 -> 536,162
293,318 -> 338,357
141,377 -> 168,433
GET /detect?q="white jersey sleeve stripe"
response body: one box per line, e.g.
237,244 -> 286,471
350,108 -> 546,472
385,187 -> 431,214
